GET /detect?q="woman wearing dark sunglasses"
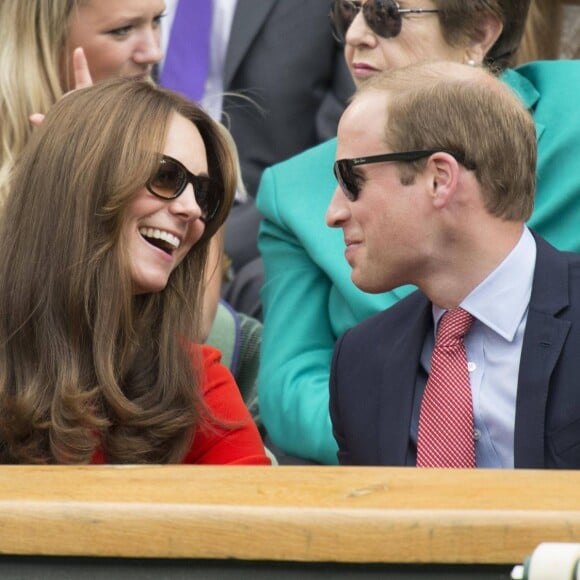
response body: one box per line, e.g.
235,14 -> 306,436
1,0 -> 265,438
0,78 -> 270,465
256,0 -> 580,465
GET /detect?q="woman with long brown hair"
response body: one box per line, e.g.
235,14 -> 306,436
0,78 -> 269,465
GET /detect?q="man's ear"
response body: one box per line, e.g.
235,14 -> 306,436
426,152 -> 460,210
465,14 -> 503,65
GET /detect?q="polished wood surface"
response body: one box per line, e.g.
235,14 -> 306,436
0,466 -> 578,564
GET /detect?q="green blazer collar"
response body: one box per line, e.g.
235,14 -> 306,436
501,68 -> 544,141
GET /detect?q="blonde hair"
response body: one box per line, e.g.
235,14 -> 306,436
359,62 -> 536,221
0,78 -> 237,464
0,0 -> 79,204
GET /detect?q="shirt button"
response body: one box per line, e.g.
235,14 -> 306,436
473,429 -> 481,441
467,361 -> 477,372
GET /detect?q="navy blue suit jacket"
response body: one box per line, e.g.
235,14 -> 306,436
330,234 -> 580,468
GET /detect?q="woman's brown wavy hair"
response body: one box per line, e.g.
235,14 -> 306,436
0,78 -> 236,464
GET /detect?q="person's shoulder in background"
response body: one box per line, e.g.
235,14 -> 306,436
256,138 -> 338,215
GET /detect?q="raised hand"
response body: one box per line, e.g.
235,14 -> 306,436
30,47 -> 93,126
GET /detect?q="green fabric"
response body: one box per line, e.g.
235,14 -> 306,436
206,302 -> 237,370
234,311 -> 262,422
206,302 -> 262,427
256,61 -> 580,465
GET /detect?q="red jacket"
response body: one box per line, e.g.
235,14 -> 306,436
93,345 -> 270,465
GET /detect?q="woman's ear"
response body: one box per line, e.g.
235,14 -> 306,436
465,14 -> 503,65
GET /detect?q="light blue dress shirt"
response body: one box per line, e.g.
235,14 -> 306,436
415,227 -> 537,468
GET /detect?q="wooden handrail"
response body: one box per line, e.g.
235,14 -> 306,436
0,466 -> 578,564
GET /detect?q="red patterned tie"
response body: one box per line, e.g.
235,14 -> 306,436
417,307 -> 476,468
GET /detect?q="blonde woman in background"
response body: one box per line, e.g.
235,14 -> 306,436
0,0 -> 164,203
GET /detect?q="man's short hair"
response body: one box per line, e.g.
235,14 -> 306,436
359,61 -> 536,221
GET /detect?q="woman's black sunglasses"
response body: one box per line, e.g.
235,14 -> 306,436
146,155 -> 220,223
329,0 -> 439,43
334,149 -> 476,201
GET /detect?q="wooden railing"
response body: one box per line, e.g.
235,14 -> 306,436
0,466 -> 578,564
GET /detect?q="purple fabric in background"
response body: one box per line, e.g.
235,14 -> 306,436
160,0 -> 213,102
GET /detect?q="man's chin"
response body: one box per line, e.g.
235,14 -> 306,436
351,273 -> 381,295
351,270 -> 398,295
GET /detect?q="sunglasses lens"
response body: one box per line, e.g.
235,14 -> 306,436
366,0 -> 402,38
331,0 -> 402,42
149,158 -> 185,199
334,160 -> 358,201
195,177 -> 220,222
147,156 -> 221,223
330,0 -> 358,42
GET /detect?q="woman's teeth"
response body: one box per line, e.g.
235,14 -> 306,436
139,227 -> 181,250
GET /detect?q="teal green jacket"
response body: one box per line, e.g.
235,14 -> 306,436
256,61 -> 580,464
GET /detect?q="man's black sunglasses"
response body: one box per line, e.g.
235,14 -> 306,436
329,0 -> 439,44
333,149 -> 477,201
146,155 -> 220,223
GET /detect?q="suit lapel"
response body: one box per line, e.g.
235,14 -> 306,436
514,234 -> 571,468
378,297 -> 431,465
224,0 -> 277,88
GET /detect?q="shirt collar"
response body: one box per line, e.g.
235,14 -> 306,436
433,227 -> 536,342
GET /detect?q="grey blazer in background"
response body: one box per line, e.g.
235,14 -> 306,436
222,0 -> 354,274
223,0 -> 354,197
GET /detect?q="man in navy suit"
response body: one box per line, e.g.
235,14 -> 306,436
326,61 -> 580,469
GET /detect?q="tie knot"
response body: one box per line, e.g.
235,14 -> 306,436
436,307 -> 474,346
